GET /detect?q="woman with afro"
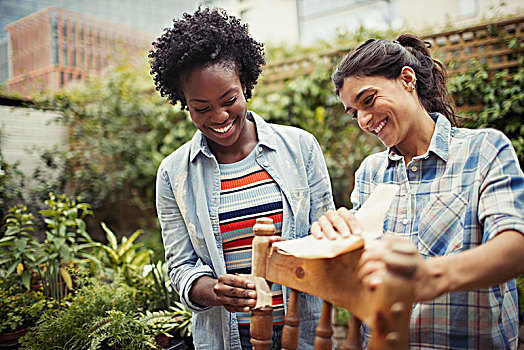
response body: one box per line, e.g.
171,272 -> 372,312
149,7 -> 335,349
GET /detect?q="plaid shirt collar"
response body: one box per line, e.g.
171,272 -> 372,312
387,112 -> 450,164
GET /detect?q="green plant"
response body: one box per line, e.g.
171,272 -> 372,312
147,253 -> 178,310
34,193 -> 95,301
517,274 -> 524,323
0,153 -> 26,224
0,286 -> 46,334
20,279 -> 144,349
0,205 -> 40,289
33,59 -> 193,233
448,60 -> 524,168
93,222 -> 151,284
252,56 -> 382,207
78,310 -> 155,350
334,306 -> 351,327
138,302 -> 193,340
168,301 -> 192,338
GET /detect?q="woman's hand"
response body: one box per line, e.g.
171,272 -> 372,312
189,274 -> 256,313
358,235 -> 413,288
311,207 -> 363,240
213,274 -> 257,313
358,235 -> 446,302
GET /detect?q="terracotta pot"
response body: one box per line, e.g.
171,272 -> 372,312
0,328 -> 28,345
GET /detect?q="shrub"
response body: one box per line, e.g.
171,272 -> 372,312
0,286 -> 46,334
20,280 -> 148,349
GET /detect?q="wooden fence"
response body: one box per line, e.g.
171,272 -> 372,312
260,16 -> 524,94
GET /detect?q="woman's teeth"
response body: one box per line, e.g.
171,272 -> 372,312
373,119 -> 387,134
212,123 -> 233,134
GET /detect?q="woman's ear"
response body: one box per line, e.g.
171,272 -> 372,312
400,66 -> 417,92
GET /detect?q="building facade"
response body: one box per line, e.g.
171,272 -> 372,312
6,7 -> 152,97
0,0 -> 209,91
219,0 -> 524,46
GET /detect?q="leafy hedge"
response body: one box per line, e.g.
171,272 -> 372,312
448,61 -> 524,167
25,29 -> 524,232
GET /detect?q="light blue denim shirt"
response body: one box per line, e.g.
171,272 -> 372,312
156,111 -> 335,349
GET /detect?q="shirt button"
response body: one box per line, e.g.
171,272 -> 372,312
264,161 -> 269,167
402,219 -> 409,225
411,165 -> 418,172
258,146 -> 263,152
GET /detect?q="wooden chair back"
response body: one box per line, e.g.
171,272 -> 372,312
250,217 -> 417,350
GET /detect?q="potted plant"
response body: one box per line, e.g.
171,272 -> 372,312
34,193 -> 95,302
0,285 -> 46,346
0,205 -> 41,290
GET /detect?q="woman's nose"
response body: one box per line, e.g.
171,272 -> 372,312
358,111 -> 373,130
211,107 -> 229,122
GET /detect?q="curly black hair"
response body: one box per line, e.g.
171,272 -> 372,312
149,7 -> 265,110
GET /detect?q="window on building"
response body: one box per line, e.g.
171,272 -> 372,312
51,14 -> 58,65
81,23 -> 85,69
89,27 -> 93,70
72,21 -> 76,67
63,17 -> 68,66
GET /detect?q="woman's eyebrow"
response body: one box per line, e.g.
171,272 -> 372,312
219,87 -> 238,99
354,87 -> 373,104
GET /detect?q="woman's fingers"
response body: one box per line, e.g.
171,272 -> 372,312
214,274 -> 257,312
317,213 -> 342,240
336,207 -> 362,236
311,221 -> 323,239
311,208 -> 361,240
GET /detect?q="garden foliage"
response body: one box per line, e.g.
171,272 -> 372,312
0,195 -> 191,349
0,20 -> 523,347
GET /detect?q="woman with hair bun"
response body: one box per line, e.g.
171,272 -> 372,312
149,7 -> 334,349
312,34 -> 524,349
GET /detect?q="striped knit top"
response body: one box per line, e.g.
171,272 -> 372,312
218,146 -> 284,326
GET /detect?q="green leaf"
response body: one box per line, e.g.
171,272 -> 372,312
101,222 -> 118,251
22,269 -> 31,289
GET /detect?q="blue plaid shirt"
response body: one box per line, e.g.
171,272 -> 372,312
353,113 -> 524,349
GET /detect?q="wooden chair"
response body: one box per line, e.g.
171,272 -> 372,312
249,217 -> 417,350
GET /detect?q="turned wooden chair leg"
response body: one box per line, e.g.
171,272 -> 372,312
313,301 -> 333,350
282,289 -> 300,350
342,316 -> 362,350
251,306 -> 274,350
251,218 -> 275,350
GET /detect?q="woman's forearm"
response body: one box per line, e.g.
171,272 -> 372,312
418,230 -> 524,301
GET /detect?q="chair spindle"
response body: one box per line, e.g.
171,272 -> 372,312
313,301 -> 333,350
281,289 -> 300,350
342,316 -> 362,350
251,218 -> 275,349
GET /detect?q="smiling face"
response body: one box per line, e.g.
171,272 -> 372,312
338,67 -> 431,156
182,62 -> 257,162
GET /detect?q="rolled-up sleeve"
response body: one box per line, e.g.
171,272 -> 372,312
156,165 -> 215,312
478,132 -> 524,241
